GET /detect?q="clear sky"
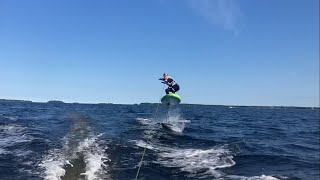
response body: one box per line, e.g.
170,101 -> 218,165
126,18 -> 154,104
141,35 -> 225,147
0,0 -> 319,107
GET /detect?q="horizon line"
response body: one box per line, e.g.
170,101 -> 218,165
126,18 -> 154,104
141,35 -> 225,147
0,98 -> 319,108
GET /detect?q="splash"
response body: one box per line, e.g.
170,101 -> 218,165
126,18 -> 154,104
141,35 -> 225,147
162,108 -> 190,133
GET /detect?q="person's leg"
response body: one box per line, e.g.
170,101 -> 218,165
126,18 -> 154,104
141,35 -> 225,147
172,85 -> 179,93
166,87 -> 175,94
165,88 -> 170,94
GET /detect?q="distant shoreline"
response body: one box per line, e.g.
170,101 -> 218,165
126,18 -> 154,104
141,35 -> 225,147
0,99 -> 319,109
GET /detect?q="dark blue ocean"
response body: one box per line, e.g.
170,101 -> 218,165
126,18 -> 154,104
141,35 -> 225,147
0,101 -> 319,180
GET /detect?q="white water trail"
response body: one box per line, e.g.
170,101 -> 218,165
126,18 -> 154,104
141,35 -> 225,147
39,115 -> 110,180
134,140 -> 235,178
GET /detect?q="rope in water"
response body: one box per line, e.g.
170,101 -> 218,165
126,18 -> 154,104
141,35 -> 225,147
135,84 -> 165,180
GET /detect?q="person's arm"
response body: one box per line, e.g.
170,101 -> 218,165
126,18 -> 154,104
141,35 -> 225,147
159,78 -> 167,84
166,78 -> 174,86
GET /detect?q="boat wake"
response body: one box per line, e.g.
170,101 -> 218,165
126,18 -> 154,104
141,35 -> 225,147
39,114 -> 110,180
134,140 -> 235,178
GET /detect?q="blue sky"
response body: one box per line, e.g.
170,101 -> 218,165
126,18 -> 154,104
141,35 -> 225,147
0,0 -> 319,107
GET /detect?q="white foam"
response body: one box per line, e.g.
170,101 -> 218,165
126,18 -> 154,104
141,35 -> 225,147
158,147 -> 235,177
226,175 -> 280,180
162,123 -> 185,133
77,137 -> 109,180
65,160 -> 73,167
39,150 -> 66,180
134,140 -> 235,178
174,120 -> 191,123
40,135 -> 109,180
134,140 -> 156,150
134,141 -> 284,179
136,117 -> 152,125
260,175 -> 279,180
81,152 -> 106,180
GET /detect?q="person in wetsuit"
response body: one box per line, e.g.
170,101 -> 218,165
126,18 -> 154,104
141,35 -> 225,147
159,73 -> 180,94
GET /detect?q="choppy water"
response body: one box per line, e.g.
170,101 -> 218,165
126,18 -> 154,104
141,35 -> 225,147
0,101 -> 319,180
